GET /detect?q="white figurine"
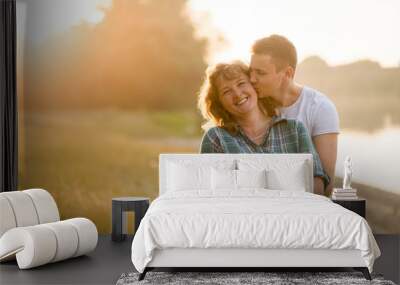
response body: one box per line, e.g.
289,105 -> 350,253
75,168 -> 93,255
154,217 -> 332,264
343,156 -> 353,189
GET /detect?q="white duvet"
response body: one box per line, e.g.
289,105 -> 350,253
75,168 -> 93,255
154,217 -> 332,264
131,190 -> 380,273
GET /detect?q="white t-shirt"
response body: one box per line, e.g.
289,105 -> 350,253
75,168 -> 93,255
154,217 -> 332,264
280,86 -> 340,137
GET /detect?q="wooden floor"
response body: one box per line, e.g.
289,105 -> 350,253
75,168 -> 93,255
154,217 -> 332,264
0,235 -> 398,285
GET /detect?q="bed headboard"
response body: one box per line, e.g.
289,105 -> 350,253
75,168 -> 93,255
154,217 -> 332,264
159,153 -> 314,195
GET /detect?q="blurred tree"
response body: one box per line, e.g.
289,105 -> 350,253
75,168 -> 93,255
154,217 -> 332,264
25,0 -> 208,110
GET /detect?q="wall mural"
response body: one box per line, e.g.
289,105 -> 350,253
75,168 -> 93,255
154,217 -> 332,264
17,0 -> 400,234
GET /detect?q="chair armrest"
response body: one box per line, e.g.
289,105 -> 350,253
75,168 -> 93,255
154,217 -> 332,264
0,218 -> 98,269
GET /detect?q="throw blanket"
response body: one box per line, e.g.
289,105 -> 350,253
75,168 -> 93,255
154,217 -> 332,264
131,190 -> 380,273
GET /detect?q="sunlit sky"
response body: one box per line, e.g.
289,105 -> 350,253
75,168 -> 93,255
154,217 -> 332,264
19,0 -> 400,67
187,0 -> 400,67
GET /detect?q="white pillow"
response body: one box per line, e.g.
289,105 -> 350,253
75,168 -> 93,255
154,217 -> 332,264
236,169 -> 267,189
211,168 -> 237,190
211,169 -> 268,190
237,159 -> 308,191
266,163 -> 307,191
167,162 -> 211,191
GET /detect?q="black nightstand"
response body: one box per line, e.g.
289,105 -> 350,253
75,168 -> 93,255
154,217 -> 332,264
112,197 -> 150,242
332,198 -> 366,218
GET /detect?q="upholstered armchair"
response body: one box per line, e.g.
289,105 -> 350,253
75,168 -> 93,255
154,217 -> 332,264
0,189 -> 98,269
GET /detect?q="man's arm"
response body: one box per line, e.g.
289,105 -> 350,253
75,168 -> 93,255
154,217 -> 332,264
313,177 -> 325,195
312,133 -> 338,197
296,121 -> 330,194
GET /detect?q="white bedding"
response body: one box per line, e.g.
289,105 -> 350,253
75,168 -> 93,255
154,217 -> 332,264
131,190 -> 380,273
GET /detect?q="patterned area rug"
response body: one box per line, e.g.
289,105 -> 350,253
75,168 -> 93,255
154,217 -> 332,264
116,271 -> 396,285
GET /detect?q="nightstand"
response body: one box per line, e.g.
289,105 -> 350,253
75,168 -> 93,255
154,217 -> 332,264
332,198 -> 366,218
112,197 -> 150,242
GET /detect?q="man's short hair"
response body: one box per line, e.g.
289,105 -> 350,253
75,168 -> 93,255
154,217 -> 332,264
252,35 -> 297,71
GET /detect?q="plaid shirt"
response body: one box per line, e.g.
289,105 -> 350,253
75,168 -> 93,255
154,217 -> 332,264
200,116 -> 330,186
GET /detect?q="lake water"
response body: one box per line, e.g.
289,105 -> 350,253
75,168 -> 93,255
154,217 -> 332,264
336,126 -> 400,194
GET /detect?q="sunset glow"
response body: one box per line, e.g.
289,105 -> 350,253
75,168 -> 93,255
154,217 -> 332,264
187,0 -> 400,67
25,0 -> 400,67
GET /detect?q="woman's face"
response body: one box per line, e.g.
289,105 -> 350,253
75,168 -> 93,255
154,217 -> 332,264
216,73 -> 258,118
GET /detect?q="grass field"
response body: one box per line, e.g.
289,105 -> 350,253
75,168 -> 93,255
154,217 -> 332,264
18,110 -> 201,233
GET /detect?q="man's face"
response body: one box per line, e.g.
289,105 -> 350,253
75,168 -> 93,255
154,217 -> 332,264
250,54 -> 287,104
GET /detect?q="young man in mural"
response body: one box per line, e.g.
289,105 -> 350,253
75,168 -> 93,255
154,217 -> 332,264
249,35 -> 340,196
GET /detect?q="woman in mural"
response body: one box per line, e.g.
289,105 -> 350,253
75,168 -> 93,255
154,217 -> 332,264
197,61 -> 329,195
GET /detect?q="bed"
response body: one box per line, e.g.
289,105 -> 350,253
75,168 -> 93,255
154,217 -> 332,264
131,154 -> 380,281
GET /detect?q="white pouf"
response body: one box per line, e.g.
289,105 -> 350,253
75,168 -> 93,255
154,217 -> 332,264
0,189 -> 98,269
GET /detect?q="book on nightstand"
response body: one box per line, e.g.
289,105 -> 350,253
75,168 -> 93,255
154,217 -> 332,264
331,188 -> 358,200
